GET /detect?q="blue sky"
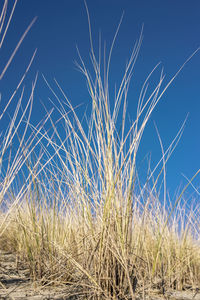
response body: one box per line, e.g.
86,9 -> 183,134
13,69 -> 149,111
1,0 -> 200,201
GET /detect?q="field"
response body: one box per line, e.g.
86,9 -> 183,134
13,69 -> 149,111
0,1 -> 200,299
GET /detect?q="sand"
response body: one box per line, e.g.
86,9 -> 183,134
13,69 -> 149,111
0,250 -> 200,300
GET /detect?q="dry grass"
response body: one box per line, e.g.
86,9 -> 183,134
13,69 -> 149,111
1,1 -> 200,299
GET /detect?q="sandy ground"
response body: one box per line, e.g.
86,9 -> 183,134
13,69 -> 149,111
0,250 -> 79,299
0,250 -> 200,300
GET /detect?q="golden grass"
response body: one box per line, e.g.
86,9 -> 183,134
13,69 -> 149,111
0,1 -> 200,299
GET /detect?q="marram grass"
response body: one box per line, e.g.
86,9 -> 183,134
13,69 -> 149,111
1,1 -> 200,299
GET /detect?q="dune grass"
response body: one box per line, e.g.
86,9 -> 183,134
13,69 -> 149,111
1,1 -> 200,299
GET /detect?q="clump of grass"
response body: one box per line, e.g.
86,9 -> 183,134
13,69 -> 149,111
1,2 -> 200,300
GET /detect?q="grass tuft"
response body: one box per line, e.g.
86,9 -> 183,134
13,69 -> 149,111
0,1 -> 200,299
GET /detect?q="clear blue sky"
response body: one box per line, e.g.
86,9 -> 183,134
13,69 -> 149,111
1,0 -> 200,201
